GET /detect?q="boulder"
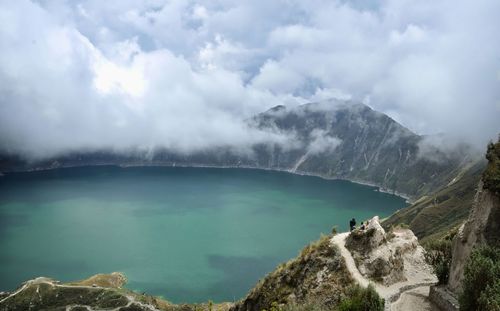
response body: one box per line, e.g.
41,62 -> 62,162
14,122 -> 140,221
345,216 -> 429,286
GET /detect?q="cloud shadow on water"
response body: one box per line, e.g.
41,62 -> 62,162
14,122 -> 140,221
205,254 -> 282,302
127,254 -> 282,304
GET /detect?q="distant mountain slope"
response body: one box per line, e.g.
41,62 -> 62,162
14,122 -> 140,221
383,159 -> 486,243
248,101 -> 475,198
0,100 -> 477,199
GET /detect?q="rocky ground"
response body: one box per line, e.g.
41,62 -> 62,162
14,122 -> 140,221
332,217 -> 438,311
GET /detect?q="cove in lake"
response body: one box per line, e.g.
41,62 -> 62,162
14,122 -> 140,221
0,166 -> 407,303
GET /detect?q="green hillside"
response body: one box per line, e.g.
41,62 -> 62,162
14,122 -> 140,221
383,159 -> 485,243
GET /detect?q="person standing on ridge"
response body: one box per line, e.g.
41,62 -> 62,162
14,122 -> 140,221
349,218 -> 356,231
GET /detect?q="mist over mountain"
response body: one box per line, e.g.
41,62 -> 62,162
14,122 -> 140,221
1,0 -> 500,160
1,100 -> 481,200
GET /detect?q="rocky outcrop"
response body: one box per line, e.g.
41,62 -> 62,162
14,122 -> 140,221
333,218 -> 438,311
345,217 -> 433,287
447,181 -> 500,295
428,286 -> 459,311
345,217 -> 387,255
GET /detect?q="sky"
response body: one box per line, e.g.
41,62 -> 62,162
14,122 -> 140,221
0,0 -> 499,159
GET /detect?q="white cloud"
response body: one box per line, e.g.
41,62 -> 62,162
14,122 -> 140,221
0,0 -> 499,159
307,129 -> 342,155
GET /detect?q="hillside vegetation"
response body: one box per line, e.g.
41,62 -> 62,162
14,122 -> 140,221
384,137 -> 500,244
383,159 -> 485,243
483,138 -> 500,196
457,138 -> 500,311
459,246 -> 500,311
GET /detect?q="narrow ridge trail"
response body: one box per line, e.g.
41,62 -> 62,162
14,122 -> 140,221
331,232 -> 439,311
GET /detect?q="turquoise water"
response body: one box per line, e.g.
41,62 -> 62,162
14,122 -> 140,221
0,166 -> 407,303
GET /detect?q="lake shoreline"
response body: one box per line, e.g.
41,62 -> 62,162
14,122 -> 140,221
3,162 -> 413,203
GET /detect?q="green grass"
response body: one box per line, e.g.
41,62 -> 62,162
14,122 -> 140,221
383,159 -> 485,243
459,245 -> 500,311
337,284 -> 384,311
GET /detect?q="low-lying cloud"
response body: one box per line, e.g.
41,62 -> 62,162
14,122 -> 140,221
307,130 -> 342,155
0,0 -> 499,159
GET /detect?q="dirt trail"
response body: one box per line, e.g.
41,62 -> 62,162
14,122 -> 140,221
331,232 -> 438,311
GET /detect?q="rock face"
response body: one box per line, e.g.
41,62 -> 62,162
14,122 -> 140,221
447,181 -> 500,295
345,217 -> 431,286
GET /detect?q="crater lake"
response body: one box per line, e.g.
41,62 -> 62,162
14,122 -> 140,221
0,166 -> 407,303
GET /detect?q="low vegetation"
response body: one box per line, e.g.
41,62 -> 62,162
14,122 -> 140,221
424,239 -> 453,285
459,245 -> 500,311
66,272 -> 127,288
483,137 -> 500,196
265,284 -> 384,311
383,159 -> 485,244
423,229 -> 456,285
336,284 -> 384,311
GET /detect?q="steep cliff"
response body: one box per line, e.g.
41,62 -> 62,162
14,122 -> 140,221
447,139 -> 500,295
427,138 -> 500,311
447,181 -> 500,295
250,101 -> 473,199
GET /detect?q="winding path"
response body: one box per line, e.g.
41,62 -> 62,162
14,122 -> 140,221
331,232 -> 439,311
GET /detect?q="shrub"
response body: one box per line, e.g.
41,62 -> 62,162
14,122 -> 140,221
336,284 -> 384,311
459,245 -> 500,311
483,137 -> 500,197
477,280 -> 500,311
281,300 -> 327,311
424,239 -> 453,284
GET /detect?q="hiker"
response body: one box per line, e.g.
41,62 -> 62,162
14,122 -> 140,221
349,218 -> 356,231
360,221 -> 366,230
